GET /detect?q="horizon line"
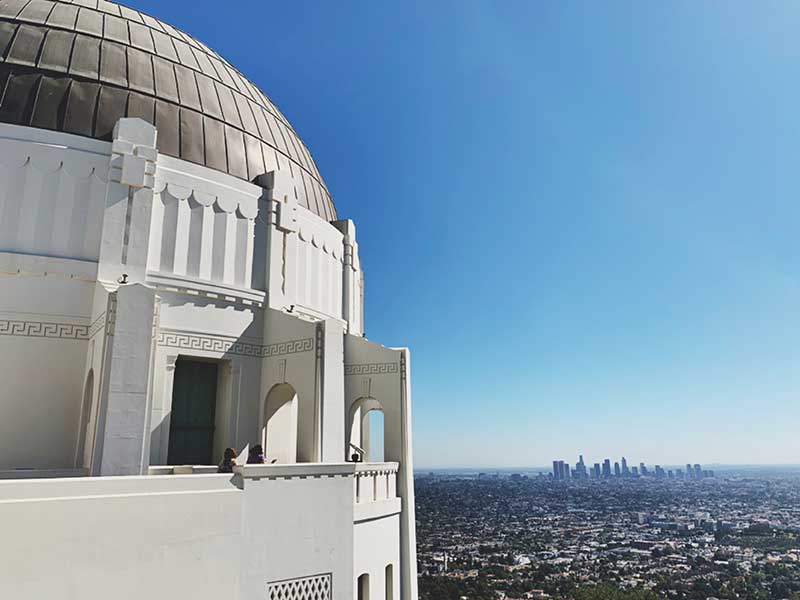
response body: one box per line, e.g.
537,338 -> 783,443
414,462 -> 800,471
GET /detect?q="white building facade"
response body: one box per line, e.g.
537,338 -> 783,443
0,1 -> 417,599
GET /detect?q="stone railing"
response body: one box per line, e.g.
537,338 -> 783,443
146,461 -> 402,522
353,462 -> 401,523
354,462 -> 399,504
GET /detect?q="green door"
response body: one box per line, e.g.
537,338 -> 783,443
167,359 -> 218,465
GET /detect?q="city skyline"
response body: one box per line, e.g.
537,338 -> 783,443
552,455 -> 714,481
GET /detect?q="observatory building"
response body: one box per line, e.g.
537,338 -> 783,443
0,1 -> 417,599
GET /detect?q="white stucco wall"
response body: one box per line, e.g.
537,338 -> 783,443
0,474 -> 243,599
354,514 -> 402,600
0,253 -> 97,470
238,464 -> 355,600
0,465 -> 361,600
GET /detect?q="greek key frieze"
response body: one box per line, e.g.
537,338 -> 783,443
158,329 -> 314,358
344,362 -> 399,376
263,337 -> 315,357
0,319 -> 89,340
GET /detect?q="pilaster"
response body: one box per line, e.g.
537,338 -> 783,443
332,219 -> 363,336
398,348 -> 418,600
318,319 -> 346,462
97,283 -> 158,476
97,118 -> 158,285
255,171 -> 297,311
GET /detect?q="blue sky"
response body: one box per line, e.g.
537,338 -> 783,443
130,1 -> 800,468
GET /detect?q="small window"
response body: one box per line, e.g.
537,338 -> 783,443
357,574 -> 370,600
385,564 -> 394,600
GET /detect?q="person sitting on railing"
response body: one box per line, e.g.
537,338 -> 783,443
247,445 -> 265,464
218,447 -> 237,473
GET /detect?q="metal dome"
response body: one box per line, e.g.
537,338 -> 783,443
0,0 -> 335,220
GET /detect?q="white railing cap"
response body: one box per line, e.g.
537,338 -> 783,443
355,462 -> 400,474
235,462 -> 355,479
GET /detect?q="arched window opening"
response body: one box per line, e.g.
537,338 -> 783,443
385,564 -> 394,600
75,369 -> 94,470
369,409 -> 385,463
262,383 -> 298,464
357,573 -> 370,600
348,397 -> 385,463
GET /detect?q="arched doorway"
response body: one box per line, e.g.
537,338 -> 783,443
75,369 -> 94,470
347,397 -> 385,463
262,383 -> 298,464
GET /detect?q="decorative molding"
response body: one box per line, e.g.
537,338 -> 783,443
158,330 -> 260,357
267,573 -> 332,600
154,179 -> 259,220
344,362 -> 399,376
355,465 -> 400,476
0,319 -> 89,340
158,329 -> 314,358
106,294 -> 118,336
261,472 -> 350,481
315,322 -> 324,360
152,300 -> 161,341
276,358 -> 287,383
88,312 -> 106,339
264,337 -> 315,358
0,154 -> 108,182
145,271 -> 266,307
109,119 -> 157,190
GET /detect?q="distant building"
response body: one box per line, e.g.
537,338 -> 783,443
621,456 -> 630,477
593,463 -> 602,479
553,460 -> 571,481
575,455 -> 588,480
602,459 -> 612,478
614,462 -> 621,477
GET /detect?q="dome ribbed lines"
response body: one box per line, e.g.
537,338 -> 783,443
0,0 -> 335,220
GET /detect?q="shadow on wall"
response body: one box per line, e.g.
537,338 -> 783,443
262,383 -> 299,464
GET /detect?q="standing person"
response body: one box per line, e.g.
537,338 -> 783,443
247,444 -> 265,464
218,447 -> 237,473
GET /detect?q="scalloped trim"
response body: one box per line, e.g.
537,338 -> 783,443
154,180 -> 260,219
0,155 -> 108,182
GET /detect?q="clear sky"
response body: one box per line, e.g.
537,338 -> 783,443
129,0 -> 800,469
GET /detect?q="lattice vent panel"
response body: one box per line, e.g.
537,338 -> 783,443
267,573 -> 332,600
